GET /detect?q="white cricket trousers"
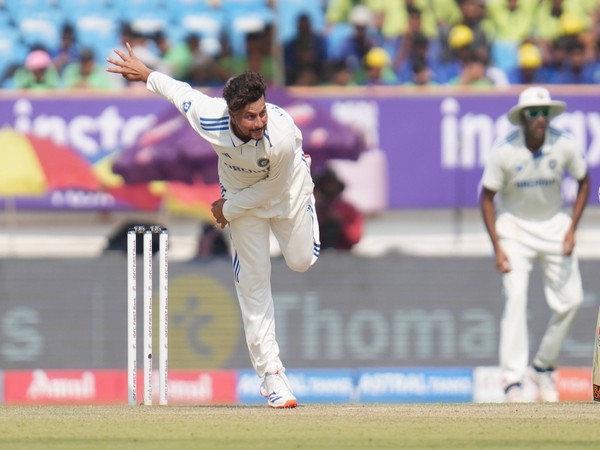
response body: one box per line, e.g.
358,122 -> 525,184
496,212 -> 583,387
228,195 -> 320,377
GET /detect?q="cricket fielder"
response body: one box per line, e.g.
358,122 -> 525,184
480,86 -> 589,403
108,44 -> 320,408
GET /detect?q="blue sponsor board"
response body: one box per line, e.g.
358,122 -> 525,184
237,369 -> 355,405
236,370 -> 263,405
357,368 -> 473,403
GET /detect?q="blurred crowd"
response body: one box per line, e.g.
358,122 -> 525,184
2,0 -> 600,90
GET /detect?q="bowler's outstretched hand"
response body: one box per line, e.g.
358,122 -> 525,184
106,42 -> 153,83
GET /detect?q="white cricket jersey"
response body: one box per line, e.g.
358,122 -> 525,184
146,71 -> 313,220
481,127 -> 587,221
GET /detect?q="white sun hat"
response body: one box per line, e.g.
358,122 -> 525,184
507,86 -> 566,125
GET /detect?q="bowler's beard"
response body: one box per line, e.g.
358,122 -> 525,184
231,120 -> 264,141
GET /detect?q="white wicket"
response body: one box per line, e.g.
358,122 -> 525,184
127,226 -> 169,406
126,229 -> 137,406
158,228 -> 169,406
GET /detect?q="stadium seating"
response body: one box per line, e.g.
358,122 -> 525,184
0,27 -> 28,81
4,0 -> 53,20
15,10 -> 64,52
0,0 -> 314,61
73,13 -> 121,62
326,23 -> 353,60
57,0 -> 110,19
111,0 -> 165,20
275,0 -> 326,45
225,6 -> 274,56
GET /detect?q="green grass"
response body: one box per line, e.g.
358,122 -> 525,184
0,403 -> 599,450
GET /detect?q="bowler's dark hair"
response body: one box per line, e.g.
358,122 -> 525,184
223,71 -> 267,113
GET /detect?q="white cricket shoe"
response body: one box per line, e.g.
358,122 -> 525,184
505,383 -> 524,403
532,368 -> 559,402
260,370 -> 298,409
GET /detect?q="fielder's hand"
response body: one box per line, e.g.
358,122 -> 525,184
563,229 -> 576,256
106,42 -> 153,83
495,247 -> 511,273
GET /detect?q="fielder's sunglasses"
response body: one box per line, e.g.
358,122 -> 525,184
523,107 -> 550,120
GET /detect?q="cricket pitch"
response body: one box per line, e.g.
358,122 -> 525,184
1,403 -> 598,449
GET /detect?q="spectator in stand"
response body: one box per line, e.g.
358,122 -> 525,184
430,0 -> 463,29
326,0 -> 457,46
12,48 -> 60,90
290,67 -> 321,86
438,24 -> 507,85
587,37 -> 600,84
486,0 -> 539,73
313,168 -> 363,251
154,32 -> 208,82
337,5 -> 377,72
119,23 -> 135,49
62,48 -> 119,89
534,1 -> 590,42
395,30 -> 431,82
393,7 -> 441,83
403,0 -> 443,40
438,0 -> 493,64
403,59 -> 438,86
539,35 -> 571,82
552,36 -> 597,84
533,1 -> 590,58
157,32 -> 220,87
116,25 -> 172,90
219,29 -> 279,84
50,24 -> 80,75
284,13 -> 328,86
561,10 -> 597,63
579,0 -> 600,60
507,42 -> 548,84
436,24 -> 475,82
130,29 -> 172,75
487,0 -> 538,44
326,0 -> 402,46
324,59 -> 357,86
214,33 -> 234,83
448,52 -> 494,86
354,46 -> 398,85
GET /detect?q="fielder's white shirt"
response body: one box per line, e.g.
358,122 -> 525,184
146,71 -> 313,221
481,126 -> 587,221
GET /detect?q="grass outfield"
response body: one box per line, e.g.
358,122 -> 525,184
1,403 -> 599,450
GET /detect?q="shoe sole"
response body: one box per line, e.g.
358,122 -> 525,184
268,399 -> 298,409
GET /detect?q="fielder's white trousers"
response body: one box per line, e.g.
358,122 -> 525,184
496,212 -> 583,387
228,195 -> 320,377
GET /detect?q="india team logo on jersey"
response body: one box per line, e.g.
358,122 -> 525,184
549,160 -> 557,170
257,158 -> 270,168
